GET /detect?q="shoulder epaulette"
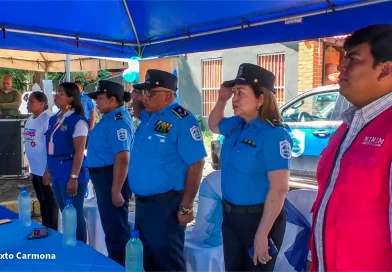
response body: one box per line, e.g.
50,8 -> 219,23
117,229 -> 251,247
114,112 -> 124,121
266,119 -> 284,128
171,105 -> 189,119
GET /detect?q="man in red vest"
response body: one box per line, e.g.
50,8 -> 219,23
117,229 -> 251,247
309,24 -> 392,271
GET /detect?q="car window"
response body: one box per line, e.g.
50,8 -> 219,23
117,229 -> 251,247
282,92 -> 339,122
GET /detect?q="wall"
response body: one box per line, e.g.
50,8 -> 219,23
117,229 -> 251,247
178,42 -> 299,117
298,40 -> 324,94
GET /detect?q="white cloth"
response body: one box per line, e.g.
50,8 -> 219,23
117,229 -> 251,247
23,112 -> 50,176
184,170 -> 225,272
274,189 -> 317,272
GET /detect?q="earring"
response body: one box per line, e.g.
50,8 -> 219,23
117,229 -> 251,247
66,104 -> 71,110
257,106 -> 260,110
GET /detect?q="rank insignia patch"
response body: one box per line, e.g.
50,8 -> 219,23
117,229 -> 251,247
154,120 -> 172,135
241,139 -> 257,148
172,106 -> 189,119
114,112 -> 124,121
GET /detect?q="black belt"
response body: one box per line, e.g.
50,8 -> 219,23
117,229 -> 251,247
223,199 -> 264,214
87,165 -> 114,173
136,190 -> 183,203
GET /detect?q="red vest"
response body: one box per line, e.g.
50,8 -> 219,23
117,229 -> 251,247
310,106 -> 392,271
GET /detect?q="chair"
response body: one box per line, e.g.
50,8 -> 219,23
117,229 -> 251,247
274,189 -> 317,272
184,170 -> 225,272
57,182 -> 108,256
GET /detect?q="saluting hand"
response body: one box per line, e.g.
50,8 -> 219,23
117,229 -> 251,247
112,192 -> 125,207
217,84 -> 233,102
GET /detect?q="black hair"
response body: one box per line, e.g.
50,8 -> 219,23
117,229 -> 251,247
30,91 -> 49,110
344,24 -> 392,66
105,92 -> 131,106
59,82 -> 85,117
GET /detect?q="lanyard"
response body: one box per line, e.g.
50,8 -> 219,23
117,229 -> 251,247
49,114 -> 66,143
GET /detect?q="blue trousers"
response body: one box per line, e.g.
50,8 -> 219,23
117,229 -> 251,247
52,181 -> 87,243
89,166 -> 131,266
135,193 -> 186,271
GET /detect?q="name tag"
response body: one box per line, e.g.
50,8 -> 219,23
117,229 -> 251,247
48,142 -> 54,155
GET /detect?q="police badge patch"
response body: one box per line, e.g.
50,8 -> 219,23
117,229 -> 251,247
117,128 -> 128,141
280,140 -> 292,159
190,125 -> 202,141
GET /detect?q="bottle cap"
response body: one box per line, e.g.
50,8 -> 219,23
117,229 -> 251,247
20,186 -> 27,191
66,199 -> 73,205
131,229 -> 139,238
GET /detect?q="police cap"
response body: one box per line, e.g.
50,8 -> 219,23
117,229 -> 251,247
87,80 -> 124,99
133,69 -> 178,92
222,63 -> 276,93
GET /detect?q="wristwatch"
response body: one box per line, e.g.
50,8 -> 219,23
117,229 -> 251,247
70,174 -> 78,180
179,206 -> 192,215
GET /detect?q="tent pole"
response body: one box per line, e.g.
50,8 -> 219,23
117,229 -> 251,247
122,0 -> 141,57
66,54 -> 71,81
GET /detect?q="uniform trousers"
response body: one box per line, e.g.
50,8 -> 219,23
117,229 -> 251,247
135,191 -> 186,272
222,200 -> 286,272
52,181 -> 87,243
89,165 -> 131,267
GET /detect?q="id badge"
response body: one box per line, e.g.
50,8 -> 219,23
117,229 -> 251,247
48,142 -> 54,155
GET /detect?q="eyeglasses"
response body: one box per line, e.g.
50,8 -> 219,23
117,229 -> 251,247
141,89 -> 173,97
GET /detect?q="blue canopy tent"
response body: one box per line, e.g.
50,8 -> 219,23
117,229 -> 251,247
0,0 -> 391,59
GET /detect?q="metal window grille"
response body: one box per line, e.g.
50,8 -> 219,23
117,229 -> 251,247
258,53 -> 285,107
201,58 -> 222,117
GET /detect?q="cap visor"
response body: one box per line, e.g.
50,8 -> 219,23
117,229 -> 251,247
87,92 -> 98,99
222,80 -> 235,88
133,82 -> 154,90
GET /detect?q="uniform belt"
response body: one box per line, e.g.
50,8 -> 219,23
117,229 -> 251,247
87,165 -> 113,173
136,190 -> 183,203
222,199 -> 264,214
49,153 -> 73,158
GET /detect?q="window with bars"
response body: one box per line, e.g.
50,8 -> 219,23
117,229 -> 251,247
258,53 -> 285,107
201,58 -> 223,117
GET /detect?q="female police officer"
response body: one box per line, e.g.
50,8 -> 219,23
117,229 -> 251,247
208,63 -> 292,271
43,82 -> 89,243
86,80 -> 134,266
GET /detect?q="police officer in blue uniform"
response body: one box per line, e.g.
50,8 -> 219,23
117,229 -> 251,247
86,81 -> 134,266
130,69 -> 207,271
208,63 -> 292,271
44,82 -> 89,243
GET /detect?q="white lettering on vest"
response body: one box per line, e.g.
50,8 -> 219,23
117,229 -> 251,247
362,136 -> 385,147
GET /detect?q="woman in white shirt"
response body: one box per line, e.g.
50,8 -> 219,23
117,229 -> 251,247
24,91 -> 59,230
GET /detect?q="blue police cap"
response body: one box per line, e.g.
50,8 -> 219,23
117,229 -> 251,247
87,80 -> 124,99
222,63 -> 276,94
133,69 -> 178,92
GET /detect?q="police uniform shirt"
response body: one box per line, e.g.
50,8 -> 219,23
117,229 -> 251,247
129,102 -> 207,196
81,92 -> 96,120
219,116 -> 292,206
86,106 -> 134,168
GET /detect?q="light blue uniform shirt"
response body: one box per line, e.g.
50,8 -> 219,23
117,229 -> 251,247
81,92 -> 96,120
219,116 -> 292,206
129,102 -> 207,196
86,106 -> 134,168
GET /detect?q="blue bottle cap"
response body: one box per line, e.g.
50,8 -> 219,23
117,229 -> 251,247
20,186 -> 27,191
66,199 -> 73,205
131,229 -> 139,238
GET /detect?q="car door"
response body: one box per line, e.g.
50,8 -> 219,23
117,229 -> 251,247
281,89 -> 348,178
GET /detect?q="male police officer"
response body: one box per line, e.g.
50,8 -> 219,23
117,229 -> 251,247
130,69 -> 206,271
86,81 -> 134,266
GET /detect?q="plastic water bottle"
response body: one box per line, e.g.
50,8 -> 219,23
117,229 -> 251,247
126,229 -> 143,272
62,199 -> 77,248
18,186 -> 31,226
